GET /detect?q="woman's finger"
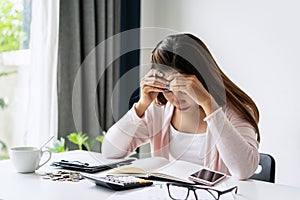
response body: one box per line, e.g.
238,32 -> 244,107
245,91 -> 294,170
145,69 -> 165,78
169,85 -> 187,92
170,79 -> 189,87
142,76 -> 170,89
142,85 -> 164,93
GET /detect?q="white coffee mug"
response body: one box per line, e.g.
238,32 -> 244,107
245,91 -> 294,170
9,147 -> 52,173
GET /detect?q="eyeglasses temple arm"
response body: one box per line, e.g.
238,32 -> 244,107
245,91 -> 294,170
219,186 -> 238,195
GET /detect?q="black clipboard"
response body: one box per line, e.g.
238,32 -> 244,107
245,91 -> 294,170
50,158 -> 135,173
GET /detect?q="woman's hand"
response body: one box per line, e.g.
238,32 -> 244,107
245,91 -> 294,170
166,73 -> 219,115
135,69 -> 169,117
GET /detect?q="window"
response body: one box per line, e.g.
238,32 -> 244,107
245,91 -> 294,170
0,0 -> 32,160
0,0 -> 31,109
0,0 -> 31,53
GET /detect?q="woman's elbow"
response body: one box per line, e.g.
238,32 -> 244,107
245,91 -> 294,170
101,138 -> 127,159
231,169 -> 255,180
231,155 -> 260,180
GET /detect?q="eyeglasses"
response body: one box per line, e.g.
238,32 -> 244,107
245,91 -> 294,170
167,182 -> 238,200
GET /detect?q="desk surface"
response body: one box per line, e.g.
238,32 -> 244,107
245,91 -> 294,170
0,150 -> 299,200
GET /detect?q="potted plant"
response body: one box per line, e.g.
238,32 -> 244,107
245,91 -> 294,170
67,131 -> 107,151
46,131 -> 107,153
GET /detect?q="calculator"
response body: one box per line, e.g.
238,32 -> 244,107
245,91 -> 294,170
82,174 -> 153,191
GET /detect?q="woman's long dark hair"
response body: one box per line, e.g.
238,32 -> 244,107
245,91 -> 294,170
151,33 -> 260,142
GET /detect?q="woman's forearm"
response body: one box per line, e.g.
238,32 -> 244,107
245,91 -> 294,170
134,100 -> 150,118
102,106 -> 150,158
102,125 -> 135,158
205,108 -> 259,179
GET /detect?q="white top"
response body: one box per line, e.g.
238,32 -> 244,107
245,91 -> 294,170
169,124 -> 207,165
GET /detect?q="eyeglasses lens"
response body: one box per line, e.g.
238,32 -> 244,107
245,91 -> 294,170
195,188 -> 235,200
195,189 -> 218,200
168,184 -> 190,200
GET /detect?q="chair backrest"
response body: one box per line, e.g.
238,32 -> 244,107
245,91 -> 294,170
250,153 -> 275,183
128,88 -> 140,109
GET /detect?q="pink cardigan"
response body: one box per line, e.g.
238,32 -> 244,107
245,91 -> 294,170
102,102 -> 259,180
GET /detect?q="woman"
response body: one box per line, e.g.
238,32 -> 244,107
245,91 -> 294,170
102,33 -> 260,179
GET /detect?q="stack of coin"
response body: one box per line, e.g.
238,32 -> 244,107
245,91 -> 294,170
41,171 -> 84,182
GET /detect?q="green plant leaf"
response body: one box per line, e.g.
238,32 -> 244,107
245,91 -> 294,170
95,135 -> 104,143
0,98 -> 7,110
46,137 -> 68,153
0,155 -> 9,160
0,0 -> 26,53
95,131 -> 107,143
0,70 -> 17,78
83,139 -> 97,151
67,132 -> 88,150
0,70 -> 17,110
0,140 -> 7,152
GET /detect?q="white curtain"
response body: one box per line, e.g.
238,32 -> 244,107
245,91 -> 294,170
24,0 -> 59,146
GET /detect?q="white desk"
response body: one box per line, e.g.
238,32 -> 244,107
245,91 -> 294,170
0,150 -> 299,200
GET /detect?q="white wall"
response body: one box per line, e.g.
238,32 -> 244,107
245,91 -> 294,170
141,0 -> 300,187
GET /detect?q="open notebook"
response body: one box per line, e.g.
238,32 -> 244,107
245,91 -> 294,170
108,157 -> 204,184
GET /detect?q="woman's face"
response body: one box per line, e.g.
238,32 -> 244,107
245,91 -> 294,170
155,68 -> 199,112
163,90 -> 198,111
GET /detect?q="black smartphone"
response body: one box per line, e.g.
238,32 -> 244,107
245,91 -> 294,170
188,168 -> 226,186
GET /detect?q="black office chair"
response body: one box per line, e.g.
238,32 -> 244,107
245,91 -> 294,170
128,88 -> 140,109
128,88 -> 140,158
250,153 -> 275,183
